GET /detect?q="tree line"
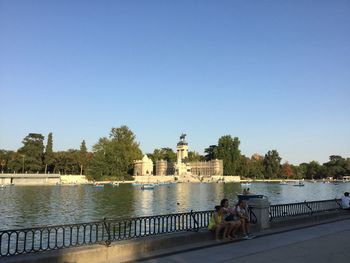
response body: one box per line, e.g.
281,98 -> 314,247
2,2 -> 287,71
1,126 -> 349,180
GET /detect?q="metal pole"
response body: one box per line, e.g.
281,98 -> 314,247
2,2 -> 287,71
22,155 -> 25,173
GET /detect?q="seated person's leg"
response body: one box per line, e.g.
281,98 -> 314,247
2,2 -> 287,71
240,219 -> 247,236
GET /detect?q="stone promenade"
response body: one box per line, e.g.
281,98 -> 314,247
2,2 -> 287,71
135,218 -> 350,263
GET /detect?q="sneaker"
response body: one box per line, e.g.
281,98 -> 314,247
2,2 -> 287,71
248,233 -> 255,238
242,235 -> 250,240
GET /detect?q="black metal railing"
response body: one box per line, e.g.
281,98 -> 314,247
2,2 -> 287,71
269,199 -> 342,221
0,199 -> 344,257
0,210 -> 213,257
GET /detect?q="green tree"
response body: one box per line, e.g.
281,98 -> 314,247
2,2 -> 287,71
44,133 -> 54,173
296,163 -> 308,179
248,158 -> 265,179
216,136 -> 241,175
87,138 -> 111,179
149,148 -> 177,163
88,125 -> 142,180
239,155 -> 250,178
263,150 -> 282,179
204,145 -> 218,161
7,152 -> 24,173
54,150 -> 80,174
18,133 -> 45,172
187,151 -> 205,162
323,155 -> 349,179
305,161 -> 321,180
79,140 -> 88,175
0,151 -> 6,172
329,155 -> 342,162
0,150 -> 17,173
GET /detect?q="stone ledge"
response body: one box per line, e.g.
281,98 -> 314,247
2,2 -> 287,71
255,211 -> 350,240
270,210 -> 348,229
4,230 -> 213,263
4,211 -> 350,263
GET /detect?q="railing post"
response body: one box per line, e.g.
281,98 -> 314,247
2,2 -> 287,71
304,201 -> 313,215
188,210 -> 199,232
335,198 -> 342,209
103,218 -> 111,246
248,196 -> 271,231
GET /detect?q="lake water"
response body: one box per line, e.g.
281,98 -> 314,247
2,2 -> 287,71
1,182 -> 349,230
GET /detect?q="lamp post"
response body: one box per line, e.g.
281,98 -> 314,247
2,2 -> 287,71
21,155 -> 25,174
0,160 -> 5,173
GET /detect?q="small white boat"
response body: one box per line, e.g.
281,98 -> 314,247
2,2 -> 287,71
112,182 -> 119,187
159,182 -> 173,186
141,184 -> 155,190
93,183 -> 104,188
132,182 -> 142,186
279,181 -> 288,185
241,183 -> 251,186
293,181 -> 304,187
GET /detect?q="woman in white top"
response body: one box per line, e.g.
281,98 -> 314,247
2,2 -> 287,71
235,200 -> 254,239
341,192 -> 350,210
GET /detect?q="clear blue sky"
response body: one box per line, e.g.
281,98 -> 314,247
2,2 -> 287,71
0,0 -> 349,164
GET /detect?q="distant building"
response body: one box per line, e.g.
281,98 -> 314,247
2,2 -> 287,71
190,159 -> 223,177
155,160 -> 175,175
133,134 -> 223,177
133,155 -> 154,176
174,134 -> 191,176
251,153 -> 263,161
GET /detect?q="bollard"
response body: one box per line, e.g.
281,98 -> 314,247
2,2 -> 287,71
248,196 -> 271,231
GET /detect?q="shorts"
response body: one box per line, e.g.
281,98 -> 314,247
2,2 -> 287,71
225,215 -> 236,221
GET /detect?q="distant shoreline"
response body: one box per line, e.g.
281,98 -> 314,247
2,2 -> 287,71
1,173 -> 347,186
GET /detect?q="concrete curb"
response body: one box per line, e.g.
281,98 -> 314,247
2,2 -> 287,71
124,213 -> 350,262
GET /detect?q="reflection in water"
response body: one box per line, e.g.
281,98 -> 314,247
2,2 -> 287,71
135,186 -> 155,216
0,182 -> 349,229
92,184 -> 134,220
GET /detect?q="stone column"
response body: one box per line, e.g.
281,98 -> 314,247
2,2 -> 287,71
248,196 -> 271,231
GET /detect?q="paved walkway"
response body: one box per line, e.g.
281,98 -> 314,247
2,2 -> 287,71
139,219 -> 350,263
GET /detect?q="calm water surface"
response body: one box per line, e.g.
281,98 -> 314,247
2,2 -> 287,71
1,182 -> 349,230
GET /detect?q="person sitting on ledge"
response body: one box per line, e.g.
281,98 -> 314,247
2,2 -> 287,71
220,198 -> 241,239
341,192 -> 350,210
234,200 -> 254,239
208,205 -> 230,241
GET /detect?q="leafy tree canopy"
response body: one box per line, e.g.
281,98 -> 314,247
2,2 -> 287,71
187,151 -> 205,162
263,150 -> 282,179
18,133 -> 45,172
216,135 -> 241,175
88,125 -> 142,180
149,147 -> 176,163
204,145 -> 218,161
44,132 -> 54,173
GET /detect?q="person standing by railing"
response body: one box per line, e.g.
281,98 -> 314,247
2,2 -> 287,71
341,192 -> 350,210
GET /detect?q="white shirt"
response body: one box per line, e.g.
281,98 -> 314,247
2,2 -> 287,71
341,196 -> 350,209
235,206 -> 247,216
